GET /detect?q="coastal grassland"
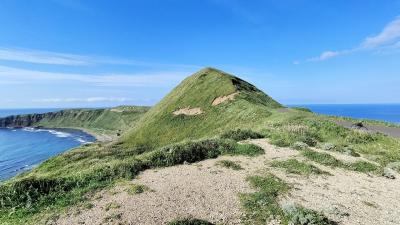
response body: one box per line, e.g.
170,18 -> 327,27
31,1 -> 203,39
240,173 -> 333,225
0,106 -> 150,137
0,139 -> 263,224
35,106 -> 150,136
120,68 -> 281,149
262,110 -> 400,167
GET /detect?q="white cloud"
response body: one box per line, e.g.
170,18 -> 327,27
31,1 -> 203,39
0,65 -> 188,87
307,16 -> 400,62
309,51 -> 341,61
33,97 -> 135,103
0,48 -> 90,65
0,47 -> 200,69
362,16 -> 400,48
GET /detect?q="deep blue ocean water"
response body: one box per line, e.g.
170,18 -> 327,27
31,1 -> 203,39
288,104 -> 400,124
0,128 -> 95,181
0,109 -> 95,181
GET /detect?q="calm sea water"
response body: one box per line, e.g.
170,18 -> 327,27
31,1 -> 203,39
289,104 -> 400,124
0,109 -> 95,181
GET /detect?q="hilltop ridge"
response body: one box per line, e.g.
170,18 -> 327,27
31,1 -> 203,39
120,67 -> 282,148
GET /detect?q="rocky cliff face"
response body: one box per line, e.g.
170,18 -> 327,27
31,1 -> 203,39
0,113 -> 45,127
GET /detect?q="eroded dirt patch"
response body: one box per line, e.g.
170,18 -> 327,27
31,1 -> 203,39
212,92 -> 239,106
172,107 -> 203,116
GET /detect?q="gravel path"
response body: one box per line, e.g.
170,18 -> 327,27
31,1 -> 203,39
55,139 -> 400,225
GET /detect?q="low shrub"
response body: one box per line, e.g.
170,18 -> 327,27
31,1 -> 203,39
292,142 -> 309,150
282,202 -> 335,225
221,129 -> 264,141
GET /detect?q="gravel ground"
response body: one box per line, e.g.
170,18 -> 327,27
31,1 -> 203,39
55,139 -> 400,225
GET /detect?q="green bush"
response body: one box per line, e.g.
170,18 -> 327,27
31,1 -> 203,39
282,203 -> 334,225
221,129 -> 264,141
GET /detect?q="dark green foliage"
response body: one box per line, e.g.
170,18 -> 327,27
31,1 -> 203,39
216,160 -> 242,170
347,161 -> 379,173
167,218 -> 215,225
221,129 -> 264,141
270,159 -> 328,176
282,203 -> 336,225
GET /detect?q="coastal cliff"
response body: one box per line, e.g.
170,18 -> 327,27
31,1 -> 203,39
0,106 -> 149,138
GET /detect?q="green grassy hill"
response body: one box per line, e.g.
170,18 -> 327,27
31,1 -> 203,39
0,106 -> 150,137
1,67 -> 400,224
121,67 -> 282,148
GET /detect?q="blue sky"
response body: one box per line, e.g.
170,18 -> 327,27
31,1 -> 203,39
0,0 -> 400,108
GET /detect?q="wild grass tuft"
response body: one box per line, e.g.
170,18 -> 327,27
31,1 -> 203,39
240,174 -> 289,224
270,159 -> 328,176
167,218 -> 215,225
240,173 -> 334,225
216,160 -> 242,170
126,184 -> 151,195
302,149 -> 380,173
221,129 -> 264,141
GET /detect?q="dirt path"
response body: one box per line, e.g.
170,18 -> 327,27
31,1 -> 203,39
334,120 -> 400,138
55,139 -> 400,225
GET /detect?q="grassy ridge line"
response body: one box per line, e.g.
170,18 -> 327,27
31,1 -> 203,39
121,68 -> 282,149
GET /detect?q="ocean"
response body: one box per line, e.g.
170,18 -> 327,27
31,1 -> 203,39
0,127 -> 95,181
289,104 -> 400,124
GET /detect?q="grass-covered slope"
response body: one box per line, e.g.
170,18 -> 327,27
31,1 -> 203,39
0,106 -> 150,137
121,67 -> 281,148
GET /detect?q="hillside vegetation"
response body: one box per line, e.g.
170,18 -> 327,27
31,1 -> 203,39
120,67 -> 281,148
1,68 -> 400,224
0,106 -> 150,137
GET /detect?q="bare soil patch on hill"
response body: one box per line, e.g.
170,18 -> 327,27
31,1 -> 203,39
172,107 -> 203,116
212,92 -> 239,106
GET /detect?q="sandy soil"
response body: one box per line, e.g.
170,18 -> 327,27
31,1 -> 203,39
172,107 -> 203,116
212,92 -> 239,106
54,139 -> 400,225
